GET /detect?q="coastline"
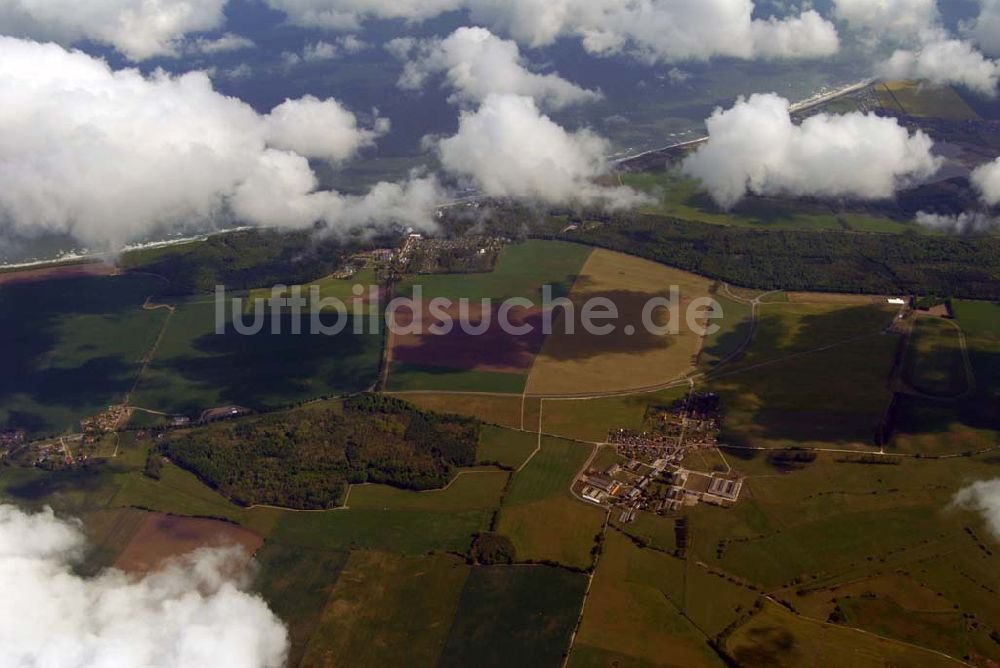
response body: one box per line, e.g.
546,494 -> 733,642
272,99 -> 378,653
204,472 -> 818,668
613,77 -> 876,166
0,226 -> 254,272
1,79 -> 876,273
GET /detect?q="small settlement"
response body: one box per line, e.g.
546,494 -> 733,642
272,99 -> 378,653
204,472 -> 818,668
574,392 -> 744,523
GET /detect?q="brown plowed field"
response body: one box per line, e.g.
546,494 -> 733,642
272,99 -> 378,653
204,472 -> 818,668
113,512 -> 264,573
0,262 -> 115,286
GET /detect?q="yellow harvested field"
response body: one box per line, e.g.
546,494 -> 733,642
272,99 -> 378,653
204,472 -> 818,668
879,81 -> 981,120
526,249 -> 714,395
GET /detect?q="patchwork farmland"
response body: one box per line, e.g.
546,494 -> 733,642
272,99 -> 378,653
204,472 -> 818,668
2,229 -> 998,667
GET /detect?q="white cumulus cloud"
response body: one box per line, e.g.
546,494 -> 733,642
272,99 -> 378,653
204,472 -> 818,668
435,93 -> 646,207
915,211 -> 999,233
264,0 -> 463,30
0,504 -> 288,668
0,0 -> 229,60
682,93 -> 941,208
881,37 -> 1000,97
833,0 -> 940,43
467,0 -> 839,60
0,37 -> 442,250
264,96 -> 389,163
190,33 -> 256,55
971,156 -> 1000,205
967,0 -> 1000,56
268,0 -> 839,63
282,36 -> 369,67
953,480 -> 1000,539
396,27 -> 601,110
834,0 -> 1000,95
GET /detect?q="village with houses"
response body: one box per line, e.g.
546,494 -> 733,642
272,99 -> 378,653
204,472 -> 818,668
574,392 -> 744,524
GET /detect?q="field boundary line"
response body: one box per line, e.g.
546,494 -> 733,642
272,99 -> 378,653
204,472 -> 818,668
418,468 -> 509,493
125,298 -> 176,406
561,508 -> 611,668
516,398 -> 545,473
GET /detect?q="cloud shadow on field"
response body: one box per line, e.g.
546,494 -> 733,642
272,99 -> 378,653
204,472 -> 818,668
537,289 -> 684,362
0,274 -> 165,435
391,305 -> 546,372
711,305 -> 900,448
144,314 -> 380,415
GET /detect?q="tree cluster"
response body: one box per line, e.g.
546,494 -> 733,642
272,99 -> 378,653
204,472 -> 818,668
160,396 -> 479,510
556,213 -> 999,300
468,532 -> 517,565
436,203 -> 1000,300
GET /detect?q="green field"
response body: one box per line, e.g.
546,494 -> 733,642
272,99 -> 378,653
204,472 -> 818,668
387,362 -> 526,394
540,388 -> 688,443
1,464 -> 127,516
110,461 -> 279,532
684,453 -> 1000,603
726,600 -> 963,667
622,172 -> 914,233
790,570 -> 975,659
657,449 -> 1000,665
953,301 -> 1000,340
699,294 -> 754,370
588,527 -> 758,640
837,591 -> 967,659
265,505 -> 491,555
75,506 -> 149,574
440,565 -> 587,668
728,302 -> 897,370
248,267 -> 379,313
621,512 -> 682,554
496,437 -> 605,569
893,302 -> 999,454
705,302 -> 898,449
903,317 -> 970,397
396,239 -> 593,302
711,338 -> 899,449
0,274 -> 168,436
108,456 -> 493,554
477,425 -> 539,469
571,530 -> 725,668
302,551 -> 470,667
347,471 -> 509,512
131,297 -> 382,415
253,543 -> 350,668
503,437 -> 592,505
127,409 -> 170,430
953,301 -> 1000,425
